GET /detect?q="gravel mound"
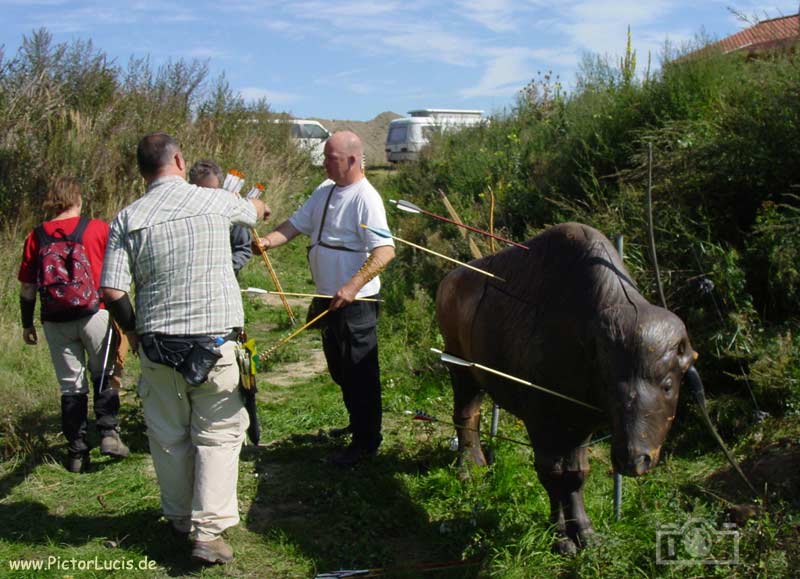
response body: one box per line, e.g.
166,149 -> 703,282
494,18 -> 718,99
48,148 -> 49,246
312,111 -> 402,167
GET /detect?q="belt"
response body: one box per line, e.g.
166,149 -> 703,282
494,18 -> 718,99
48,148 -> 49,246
215,328 -> 242,343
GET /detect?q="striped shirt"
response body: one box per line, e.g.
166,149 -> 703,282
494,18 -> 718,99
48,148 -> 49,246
101,175 -> 257,335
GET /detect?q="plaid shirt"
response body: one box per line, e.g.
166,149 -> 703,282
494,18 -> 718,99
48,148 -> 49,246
101,176 -> 257,335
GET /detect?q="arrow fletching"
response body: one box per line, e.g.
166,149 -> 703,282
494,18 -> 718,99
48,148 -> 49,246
394,199 -> 422,214
413,409 -> 436,422
241,287 -> 269,295
223,171 -> 245,195
360,223 -> 392,238
431,348 -> 472,367
245,184 -> 264,199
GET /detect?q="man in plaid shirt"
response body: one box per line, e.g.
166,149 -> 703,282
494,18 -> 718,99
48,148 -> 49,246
101,133 -> 270,564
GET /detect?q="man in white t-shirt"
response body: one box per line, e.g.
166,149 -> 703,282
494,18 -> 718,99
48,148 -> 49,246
258,131 -> 395,466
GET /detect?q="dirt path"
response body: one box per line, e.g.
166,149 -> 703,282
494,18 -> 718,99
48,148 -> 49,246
265,349 -> 327,387
251,292 -> 329,388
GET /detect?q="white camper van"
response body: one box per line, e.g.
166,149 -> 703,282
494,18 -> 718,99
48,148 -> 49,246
385,109 -> 483,163
288,119 -> 330,166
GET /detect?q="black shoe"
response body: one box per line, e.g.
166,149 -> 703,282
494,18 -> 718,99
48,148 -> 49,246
330,444 -> 377,467
66,451 -> 90,473
169,524 -> 191,542
328,424 -> 352,438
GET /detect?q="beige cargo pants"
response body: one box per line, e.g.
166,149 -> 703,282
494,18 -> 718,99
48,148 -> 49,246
137,340 -> 248,541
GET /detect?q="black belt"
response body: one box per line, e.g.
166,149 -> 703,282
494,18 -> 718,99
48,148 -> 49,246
140,328 -> 241,386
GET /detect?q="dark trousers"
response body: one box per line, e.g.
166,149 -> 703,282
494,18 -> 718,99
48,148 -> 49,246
318,298 -> 382,451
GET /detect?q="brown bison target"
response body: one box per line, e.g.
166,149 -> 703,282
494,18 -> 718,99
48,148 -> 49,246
435,222 -> 696,554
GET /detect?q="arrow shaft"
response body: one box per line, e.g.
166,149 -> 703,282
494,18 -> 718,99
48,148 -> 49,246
418,207 -> 528,250
259,309 -> 329,361
469,362 -> 601,412
433,349 -> 602,413
268,290 -> 381,302
392,234 -> 505,281
252,230 -> 297,326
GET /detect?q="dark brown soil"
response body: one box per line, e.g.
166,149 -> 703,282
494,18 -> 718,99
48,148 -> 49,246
705,436 -> 800,503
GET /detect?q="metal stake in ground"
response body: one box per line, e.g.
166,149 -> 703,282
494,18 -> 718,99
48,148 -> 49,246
360,224 -> 505,281
412,409 -> 532,448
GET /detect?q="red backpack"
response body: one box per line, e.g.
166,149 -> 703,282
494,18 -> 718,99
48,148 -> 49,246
35,216 -> 100,322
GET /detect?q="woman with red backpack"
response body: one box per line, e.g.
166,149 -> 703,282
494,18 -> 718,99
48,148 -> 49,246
18,176 -> 129,473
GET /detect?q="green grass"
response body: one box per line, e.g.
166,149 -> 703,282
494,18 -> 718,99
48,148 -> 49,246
0,195 -> 797,578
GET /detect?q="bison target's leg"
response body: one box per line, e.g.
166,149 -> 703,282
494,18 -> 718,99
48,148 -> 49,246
450,366 -> 487,469
534,446 -> 594,555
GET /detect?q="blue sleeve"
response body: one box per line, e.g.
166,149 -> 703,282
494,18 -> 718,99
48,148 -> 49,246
230,225 -> 253,276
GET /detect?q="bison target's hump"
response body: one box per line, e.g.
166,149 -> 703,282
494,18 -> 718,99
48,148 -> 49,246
469,222 -> 645,317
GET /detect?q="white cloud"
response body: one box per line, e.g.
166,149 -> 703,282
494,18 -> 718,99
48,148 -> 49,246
460,47 -> 539,98
259,18 -> 293,32
0,0 -> 68,5
239,86 -> 302,105
457,0 -> 517,32
287,0 -> 404,28
381,25 -> 477,66
344,82 -> 372,95
564,0 -> 675,56
185,47 -> 230,59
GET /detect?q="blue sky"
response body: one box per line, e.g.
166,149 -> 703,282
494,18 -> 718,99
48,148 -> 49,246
2,1 -> 798,120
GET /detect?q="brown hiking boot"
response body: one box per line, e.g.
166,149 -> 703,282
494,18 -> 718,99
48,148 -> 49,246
100,430 -> 130,458
191,537 -> 234,564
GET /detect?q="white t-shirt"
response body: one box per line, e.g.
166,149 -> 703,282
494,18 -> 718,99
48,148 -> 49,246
289,178 -> 395,297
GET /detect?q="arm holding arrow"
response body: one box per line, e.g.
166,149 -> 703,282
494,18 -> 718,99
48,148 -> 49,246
256,219 -> 302,251
330,245 -> 394,310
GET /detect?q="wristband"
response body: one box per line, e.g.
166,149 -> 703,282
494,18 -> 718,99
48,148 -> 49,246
355,251 -> 389,285
106,294 -> 136,333
20,296 -> 35,329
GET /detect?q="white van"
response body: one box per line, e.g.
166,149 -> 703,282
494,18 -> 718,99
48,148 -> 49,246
385,109 -> 483,163
277,119 -> 331,166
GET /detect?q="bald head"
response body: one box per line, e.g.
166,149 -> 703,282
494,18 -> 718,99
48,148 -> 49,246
330,131 -> 363,156
324,130 -> 364,186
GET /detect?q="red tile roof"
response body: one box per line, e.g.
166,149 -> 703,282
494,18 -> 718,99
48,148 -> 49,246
711,14 -> 799,54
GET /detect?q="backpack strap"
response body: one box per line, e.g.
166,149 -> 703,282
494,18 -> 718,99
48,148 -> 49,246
67,216 -> 91,243
34,224 -> 48,247
34,216 -> 91,245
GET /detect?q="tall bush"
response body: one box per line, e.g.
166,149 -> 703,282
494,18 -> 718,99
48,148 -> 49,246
0,28 -> 314,231
385,33 -> 800,418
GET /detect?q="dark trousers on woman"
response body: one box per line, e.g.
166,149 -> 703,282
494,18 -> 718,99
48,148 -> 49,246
318,298 -> 382,452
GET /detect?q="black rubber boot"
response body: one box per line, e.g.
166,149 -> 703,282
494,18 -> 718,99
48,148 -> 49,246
93,378 -> 129,458
61,394 -> 89,473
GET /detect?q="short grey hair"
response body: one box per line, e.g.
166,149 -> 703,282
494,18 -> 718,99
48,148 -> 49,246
188,159 -> 224,187
137,132 -> 181,178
